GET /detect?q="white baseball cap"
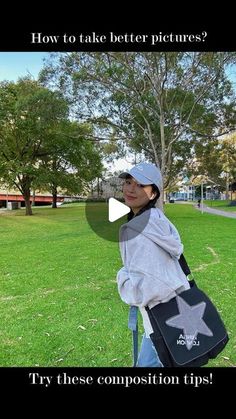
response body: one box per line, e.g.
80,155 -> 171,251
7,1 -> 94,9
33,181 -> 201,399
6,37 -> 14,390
119,162 -> 163,191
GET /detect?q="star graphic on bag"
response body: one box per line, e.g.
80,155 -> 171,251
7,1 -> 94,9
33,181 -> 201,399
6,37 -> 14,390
166,296 -> 213,350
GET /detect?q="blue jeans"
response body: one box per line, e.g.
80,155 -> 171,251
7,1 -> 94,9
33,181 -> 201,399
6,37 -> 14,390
136,335 -> 163,367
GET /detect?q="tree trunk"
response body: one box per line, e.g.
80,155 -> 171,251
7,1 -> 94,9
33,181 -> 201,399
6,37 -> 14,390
156,190 -> 164,212
21,175 -> 33,215
23,191 -> 32,216
52,185 -> 57,208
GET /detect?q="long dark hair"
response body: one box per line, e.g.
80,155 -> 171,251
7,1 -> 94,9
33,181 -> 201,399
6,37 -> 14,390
127,184 -> 160,221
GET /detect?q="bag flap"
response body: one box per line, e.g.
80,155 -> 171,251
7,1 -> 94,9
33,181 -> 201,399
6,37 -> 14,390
148,282 -> 228,365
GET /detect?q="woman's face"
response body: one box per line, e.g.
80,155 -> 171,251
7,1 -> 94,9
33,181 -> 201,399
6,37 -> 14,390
123,176 -> 156,214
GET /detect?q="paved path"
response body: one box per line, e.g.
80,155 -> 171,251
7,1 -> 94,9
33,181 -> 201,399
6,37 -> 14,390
196,205 -> 236,219
174,201 -> 236,218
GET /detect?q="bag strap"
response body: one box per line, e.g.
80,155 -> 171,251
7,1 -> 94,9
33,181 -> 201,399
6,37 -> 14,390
178,253 -> 192,277
129,253 -> 192,367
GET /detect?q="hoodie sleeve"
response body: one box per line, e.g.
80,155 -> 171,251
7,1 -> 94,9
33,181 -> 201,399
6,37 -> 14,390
117,230 -> 188,307
117,266 -> 144,306
117,265 -> 176,307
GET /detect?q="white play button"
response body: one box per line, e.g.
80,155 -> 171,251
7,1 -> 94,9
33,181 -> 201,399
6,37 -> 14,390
108,197 -> 130,222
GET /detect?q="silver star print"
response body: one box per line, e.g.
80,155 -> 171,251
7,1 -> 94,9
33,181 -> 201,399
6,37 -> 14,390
166,296 -> 213,350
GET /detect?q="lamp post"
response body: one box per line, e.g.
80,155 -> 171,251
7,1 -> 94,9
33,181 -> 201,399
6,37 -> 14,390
201,181 -> 204,214
199,178 -> 218,214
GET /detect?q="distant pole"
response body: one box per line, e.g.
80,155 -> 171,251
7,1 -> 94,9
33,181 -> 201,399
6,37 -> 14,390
201,181 -> 204,214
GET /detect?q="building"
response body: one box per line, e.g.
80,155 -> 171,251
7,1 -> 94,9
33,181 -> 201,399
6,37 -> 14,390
0,189 -> 65,209
90,177 -> 123,200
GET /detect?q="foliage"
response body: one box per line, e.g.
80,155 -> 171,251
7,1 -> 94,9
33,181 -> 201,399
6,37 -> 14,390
185,132 -> 236,194
0,78 -> 102,213
0,78 -> 69,214
34,121 -> 103,205
40,52 -> 236,194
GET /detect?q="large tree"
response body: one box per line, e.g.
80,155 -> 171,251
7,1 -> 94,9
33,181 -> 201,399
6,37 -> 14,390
0,78 -> 68,214
185,131 -> 236,200
40,52 -> 236,207
218,133 -> 236,199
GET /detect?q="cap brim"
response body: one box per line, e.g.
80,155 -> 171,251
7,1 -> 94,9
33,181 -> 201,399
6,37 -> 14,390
119,170 -> 152,185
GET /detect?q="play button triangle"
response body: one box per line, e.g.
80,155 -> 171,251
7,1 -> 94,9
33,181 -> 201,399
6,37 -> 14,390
108,197 -> 130,222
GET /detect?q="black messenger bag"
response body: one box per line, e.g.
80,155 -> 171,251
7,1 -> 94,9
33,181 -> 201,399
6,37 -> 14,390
146,255 -> 229,367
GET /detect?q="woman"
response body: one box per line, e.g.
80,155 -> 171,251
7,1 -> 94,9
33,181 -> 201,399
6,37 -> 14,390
116,162 -> 190,367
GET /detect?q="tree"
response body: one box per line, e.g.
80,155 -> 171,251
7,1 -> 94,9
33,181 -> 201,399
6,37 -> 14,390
219,133 -> 236,199
185,132 -> 236,199
40,52 -> 236,208
0,78 -> 68,215
35,121 -> 103,207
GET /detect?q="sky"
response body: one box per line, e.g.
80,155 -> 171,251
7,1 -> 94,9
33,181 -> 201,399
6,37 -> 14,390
0,52 -> 49,82
1,51 -> 235,84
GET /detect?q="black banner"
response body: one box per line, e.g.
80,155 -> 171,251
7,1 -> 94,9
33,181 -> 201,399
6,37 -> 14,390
1,367 -> 235,395
0,23 -> 235,52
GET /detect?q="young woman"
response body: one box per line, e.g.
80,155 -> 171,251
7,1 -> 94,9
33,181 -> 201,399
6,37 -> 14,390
116,162 -> 190,367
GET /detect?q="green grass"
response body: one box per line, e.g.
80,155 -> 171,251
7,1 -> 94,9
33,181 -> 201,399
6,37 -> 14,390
204,199 -> 236,212
0,203 -> 235,367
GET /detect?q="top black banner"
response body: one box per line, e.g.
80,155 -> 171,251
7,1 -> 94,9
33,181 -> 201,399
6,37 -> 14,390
0,28 -> 235,52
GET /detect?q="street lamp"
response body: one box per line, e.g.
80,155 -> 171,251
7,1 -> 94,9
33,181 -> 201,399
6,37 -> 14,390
193,175 -> 218,214
201,181 -> 204,214
200,178 -> 218,214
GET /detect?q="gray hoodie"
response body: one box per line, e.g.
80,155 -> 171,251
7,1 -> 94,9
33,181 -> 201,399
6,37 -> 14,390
117,208 -> 190,312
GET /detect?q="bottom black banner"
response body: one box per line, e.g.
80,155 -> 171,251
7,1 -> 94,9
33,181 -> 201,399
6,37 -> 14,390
0,367 -> 235,396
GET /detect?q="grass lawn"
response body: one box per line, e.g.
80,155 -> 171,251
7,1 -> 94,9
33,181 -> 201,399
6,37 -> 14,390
0,203 -> 235,367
